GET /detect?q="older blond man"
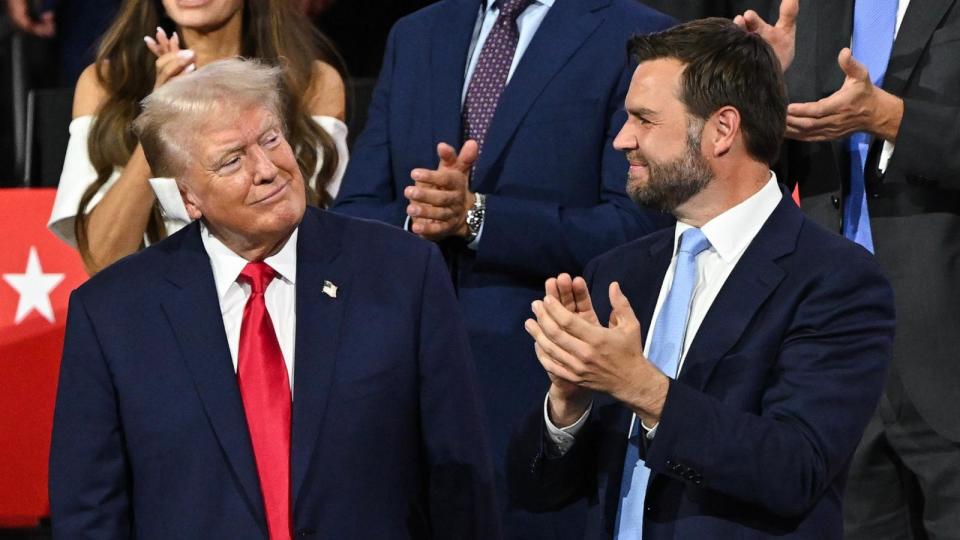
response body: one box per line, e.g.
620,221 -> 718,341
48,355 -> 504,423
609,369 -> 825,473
49,59 -> 500,540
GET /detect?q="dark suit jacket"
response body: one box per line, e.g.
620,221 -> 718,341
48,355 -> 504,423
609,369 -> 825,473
778,0 -> 960,441
332,0 -> 673,463
49,208 -> 500,539
508,191 -> 895,539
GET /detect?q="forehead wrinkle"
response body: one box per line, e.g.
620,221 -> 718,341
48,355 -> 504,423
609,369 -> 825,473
202,107 -> 280,165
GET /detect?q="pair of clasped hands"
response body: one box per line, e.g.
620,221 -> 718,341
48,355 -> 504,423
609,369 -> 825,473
735,0 -> 904,142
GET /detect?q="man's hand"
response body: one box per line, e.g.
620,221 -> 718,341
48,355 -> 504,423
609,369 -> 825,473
525,281 -> 669,427
539,274 -> 598,425
404,141 -> 478,242
734,0 -> 798,72
7,0 -> 55,38
787,48 -> 904,142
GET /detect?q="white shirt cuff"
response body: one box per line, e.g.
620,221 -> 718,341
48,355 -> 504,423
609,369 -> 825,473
640,418 -> 658,439
543,394 -> 592,456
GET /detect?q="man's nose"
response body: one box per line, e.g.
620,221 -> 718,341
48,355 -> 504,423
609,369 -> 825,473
250,146 -> 280,184
613,123 -> 638,152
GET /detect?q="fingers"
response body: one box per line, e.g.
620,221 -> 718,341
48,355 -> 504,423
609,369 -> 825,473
155,26 -> 170,51
537,296 -> 596,342
555,274 -> 577,312
778,0 -> 799,29
410,218 -> 457,239
407,201 -> 458,221
837,48 -> 870,81
608,282 -> 638,328
571,277 -> 598,322
741,10 -> 768,33
154,49 -> 196,88
525,320 -> 586,383
405,184 -> 460,207
410,167 -> 468,190
459,140 -> 480,168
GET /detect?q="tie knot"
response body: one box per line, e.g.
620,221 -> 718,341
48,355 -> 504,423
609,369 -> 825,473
239,261 -> 277,295
677,228 -> 710,257
496,0 -> 534,19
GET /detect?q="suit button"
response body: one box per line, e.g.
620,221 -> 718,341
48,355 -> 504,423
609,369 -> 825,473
666,459 -> 674,466
830,195 -> 840,209
694,478 -> 703,486
296,529 -> 315,537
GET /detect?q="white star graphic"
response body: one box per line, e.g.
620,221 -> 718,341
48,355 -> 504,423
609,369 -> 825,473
3,246 -> 65,324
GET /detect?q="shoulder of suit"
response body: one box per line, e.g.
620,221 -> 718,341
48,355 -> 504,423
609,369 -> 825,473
309,207 -> 435,260
605,0 -> 677,31
587,226 -> 672,274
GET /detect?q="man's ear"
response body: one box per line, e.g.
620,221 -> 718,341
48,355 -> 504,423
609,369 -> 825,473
179,181 -> 203,220
710,106 -> 740,157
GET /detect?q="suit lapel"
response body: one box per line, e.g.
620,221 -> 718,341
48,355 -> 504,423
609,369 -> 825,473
290,209 -> 351,507
472,0 -> 608,192
678,192 -> 802,391
430,0 -> 481,149
882,0 -> 954,96
159,224 -> 267,531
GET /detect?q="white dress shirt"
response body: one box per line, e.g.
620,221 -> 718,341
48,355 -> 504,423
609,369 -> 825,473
200,223 -> 298,393
546,174 -> 785,453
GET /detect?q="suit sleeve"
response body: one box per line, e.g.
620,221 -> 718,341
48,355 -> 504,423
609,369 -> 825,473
642,253 -> 895,517
474,62 -> 672,279
416,245 -> 502,539
505,258 -> 603,511
49,291 -> 131,539
331,24 -> 408,227
885,98 -> 960,191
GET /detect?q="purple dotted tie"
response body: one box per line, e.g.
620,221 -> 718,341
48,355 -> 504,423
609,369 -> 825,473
462,0 -> 535,154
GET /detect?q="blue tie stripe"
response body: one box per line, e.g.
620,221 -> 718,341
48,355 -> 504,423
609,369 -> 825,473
845,0 -> 896,252
615,228 -> 711,538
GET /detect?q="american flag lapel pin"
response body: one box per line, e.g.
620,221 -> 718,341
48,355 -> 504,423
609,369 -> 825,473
322,280 -> 338,299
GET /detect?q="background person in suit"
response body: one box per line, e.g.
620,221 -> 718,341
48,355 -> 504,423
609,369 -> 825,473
332,1 -> 674,536
510,19 -> 895,538
48,58 -> 500,540
740,1 -> 960,536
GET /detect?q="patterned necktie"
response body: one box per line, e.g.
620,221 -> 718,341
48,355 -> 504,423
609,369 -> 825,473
845,0 -> 896,252
615,228 -> 711,539
237,262 -> 292,540
462,0 -> 535,153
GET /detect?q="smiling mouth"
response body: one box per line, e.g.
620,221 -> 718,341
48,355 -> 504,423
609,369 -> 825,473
252,182 -> 288,205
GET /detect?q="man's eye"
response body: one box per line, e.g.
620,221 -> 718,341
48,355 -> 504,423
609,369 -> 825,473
264,134 -> 280,147
219,157 -> 241,170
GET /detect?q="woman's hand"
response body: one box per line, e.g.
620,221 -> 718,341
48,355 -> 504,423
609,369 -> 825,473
144,27 -> 196,90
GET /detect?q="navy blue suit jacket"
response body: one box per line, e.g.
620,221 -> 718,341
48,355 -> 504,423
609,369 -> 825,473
508,191 -> 896,538
333,0 -> 673,462
49,208 -> 500,539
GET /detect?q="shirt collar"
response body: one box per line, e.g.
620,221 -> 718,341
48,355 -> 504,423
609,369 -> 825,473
200,222 -> 299,301
480,0 -> 554,13
674,172 -> 783,263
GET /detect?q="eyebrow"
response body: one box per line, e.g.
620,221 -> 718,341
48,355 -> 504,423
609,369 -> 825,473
626,106 -> 658,118
208,118 -> 282,168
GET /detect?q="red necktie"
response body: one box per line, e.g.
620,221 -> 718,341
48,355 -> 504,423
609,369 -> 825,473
237,262 -> 291,540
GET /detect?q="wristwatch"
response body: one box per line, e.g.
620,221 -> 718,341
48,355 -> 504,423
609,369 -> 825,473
465,192 -> 486,243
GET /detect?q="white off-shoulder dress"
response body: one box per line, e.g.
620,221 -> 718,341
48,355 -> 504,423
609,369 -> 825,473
47,115 -> 349,247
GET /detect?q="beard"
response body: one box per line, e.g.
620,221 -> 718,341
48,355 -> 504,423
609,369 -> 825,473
626,118 -> 713,212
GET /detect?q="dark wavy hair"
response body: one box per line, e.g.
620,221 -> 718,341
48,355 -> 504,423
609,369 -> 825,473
75,0 -> 346,267
627,17 -> 787,165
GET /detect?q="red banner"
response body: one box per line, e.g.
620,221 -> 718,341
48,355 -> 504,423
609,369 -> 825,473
0,188 -> 87,527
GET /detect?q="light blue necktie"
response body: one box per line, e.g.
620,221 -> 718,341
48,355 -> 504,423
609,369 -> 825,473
614,228 -> 711,539
845,0 -> 897,252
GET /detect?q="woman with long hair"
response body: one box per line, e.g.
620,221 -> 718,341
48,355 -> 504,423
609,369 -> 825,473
48,0 -> 348,274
